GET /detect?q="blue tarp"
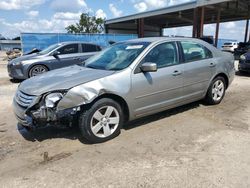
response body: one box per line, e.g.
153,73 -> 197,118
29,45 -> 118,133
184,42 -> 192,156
21,33 -> 138,53
21,33 -> 236,53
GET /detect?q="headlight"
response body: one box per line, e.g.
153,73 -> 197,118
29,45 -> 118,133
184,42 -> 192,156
45,93 -> 63,108
12,61 -> 22,66
240,55 -> 246,60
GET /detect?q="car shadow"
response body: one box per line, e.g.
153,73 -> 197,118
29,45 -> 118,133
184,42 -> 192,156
123,101 -> 201,130
18,101 -> 203,144
10,78 -> 24,83
236,71 -> 250,77
18,124 -> 92,144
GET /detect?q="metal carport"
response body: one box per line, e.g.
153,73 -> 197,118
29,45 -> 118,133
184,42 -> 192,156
105,0 -> 250,46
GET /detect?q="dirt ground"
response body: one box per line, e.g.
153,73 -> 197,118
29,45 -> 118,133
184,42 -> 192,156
0,52 -> 250,187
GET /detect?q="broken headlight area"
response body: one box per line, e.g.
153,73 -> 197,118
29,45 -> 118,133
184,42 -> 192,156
25,91 -> 80,127
45,93 -> 63,108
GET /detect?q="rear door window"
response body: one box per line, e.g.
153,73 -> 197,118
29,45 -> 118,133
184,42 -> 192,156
180,41 -> 213,62
58,44 -> 79,55
82,44 -> 101,52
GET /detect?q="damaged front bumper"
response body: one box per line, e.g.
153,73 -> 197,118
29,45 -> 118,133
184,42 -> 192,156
7,63 -> 27,79
13,93 -> 80,128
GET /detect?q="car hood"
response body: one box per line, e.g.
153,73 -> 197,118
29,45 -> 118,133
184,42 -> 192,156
19,65 -> 115,95
9,53 -> 43,64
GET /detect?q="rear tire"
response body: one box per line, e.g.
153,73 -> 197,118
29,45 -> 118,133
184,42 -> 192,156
79,98 -> 123,143
205,76 -> 226,105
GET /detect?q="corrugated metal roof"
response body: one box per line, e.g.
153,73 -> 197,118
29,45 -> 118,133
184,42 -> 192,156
0,40 -> 21,44
106,0 -> 233,24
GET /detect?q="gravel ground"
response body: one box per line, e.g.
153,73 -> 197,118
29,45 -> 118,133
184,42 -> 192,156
0,55 -> 250,187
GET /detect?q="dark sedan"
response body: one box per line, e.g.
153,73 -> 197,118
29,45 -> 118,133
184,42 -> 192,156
238,51 -> 250,73
7,41 -> 102,79
234,42 -> 250,60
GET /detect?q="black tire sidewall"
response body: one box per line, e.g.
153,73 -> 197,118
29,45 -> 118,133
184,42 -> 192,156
79,98 -> 123,143
206,76 -> 226,105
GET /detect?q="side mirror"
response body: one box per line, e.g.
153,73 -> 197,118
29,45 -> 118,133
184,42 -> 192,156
140,62 -> 157,72
52,50 -> 60,58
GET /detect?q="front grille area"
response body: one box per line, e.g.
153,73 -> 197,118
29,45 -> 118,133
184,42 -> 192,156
7,63 -> 12,73
15,90 -> 36,108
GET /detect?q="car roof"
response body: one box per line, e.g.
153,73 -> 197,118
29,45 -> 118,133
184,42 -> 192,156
125,37 -> 221,56
59,41 -> 100,46
126,37 -> 206,44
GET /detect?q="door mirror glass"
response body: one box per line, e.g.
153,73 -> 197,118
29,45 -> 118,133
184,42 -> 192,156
141,62 -> 157,72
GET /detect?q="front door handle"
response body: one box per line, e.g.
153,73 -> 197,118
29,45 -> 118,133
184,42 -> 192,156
209,62 -> 216,67
73,57 -> 81,61
172,70 -> 182,76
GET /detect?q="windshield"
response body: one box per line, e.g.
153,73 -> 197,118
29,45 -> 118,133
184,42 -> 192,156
39,43 -> 61,55
85,42 -> 150,70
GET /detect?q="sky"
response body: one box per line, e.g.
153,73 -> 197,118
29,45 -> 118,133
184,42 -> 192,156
0,0 -> 248,41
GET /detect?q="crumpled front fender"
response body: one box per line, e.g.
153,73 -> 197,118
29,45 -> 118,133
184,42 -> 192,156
57,70 -> 131,111
57,82 -> 105,110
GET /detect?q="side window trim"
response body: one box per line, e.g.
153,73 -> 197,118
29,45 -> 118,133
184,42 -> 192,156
177,41 -> 185,63
134,41 -> 180,74
203,45 -> 213,59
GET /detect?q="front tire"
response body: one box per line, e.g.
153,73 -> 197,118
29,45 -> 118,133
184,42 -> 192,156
79,98 -> 123,143
28,64 -> 48,78
205,76 -> 226,105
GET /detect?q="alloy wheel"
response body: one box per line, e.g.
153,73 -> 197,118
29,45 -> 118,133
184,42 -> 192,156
90,106 -> 120,138
212,80 -> 225,101
30,65 -> 48,77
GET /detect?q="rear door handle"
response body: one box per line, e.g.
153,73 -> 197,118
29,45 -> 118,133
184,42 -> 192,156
209,62 -> 216,67
172,70 -> 182,76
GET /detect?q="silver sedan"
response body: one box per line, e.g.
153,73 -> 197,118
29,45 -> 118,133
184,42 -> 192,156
13,37 -> 235,143
7,41 -> 101,79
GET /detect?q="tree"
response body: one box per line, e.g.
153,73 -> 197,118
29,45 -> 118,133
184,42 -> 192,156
12,36 -> 21,40
0,34 -> 6,40
66,13 -> 105,34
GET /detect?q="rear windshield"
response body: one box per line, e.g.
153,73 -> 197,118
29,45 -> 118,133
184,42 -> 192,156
224,43 -> 233,45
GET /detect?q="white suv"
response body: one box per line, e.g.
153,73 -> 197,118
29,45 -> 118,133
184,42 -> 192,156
222,42 -> 238,53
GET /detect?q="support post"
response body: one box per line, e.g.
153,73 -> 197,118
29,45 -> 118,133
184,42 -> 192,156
192,8 -> 198,38
137,18 -> 145,38
244,19 -> 249,42
215,8 -> 221,47
104,25 -> 109,34
160,28 -> 164,37
246,6 -> 250,42
249,27 -> 250,42
200,7 -> 205,38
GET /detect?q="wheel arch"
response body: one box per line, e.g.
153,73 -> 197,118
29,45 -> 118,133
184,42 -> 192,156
212,72 -> 229,89
83,93 -> 130,123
